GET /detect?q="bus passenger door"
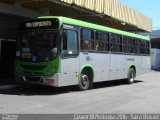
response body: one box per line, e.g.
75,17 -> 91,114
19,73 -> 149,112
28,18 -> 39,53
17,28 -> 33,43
60,28 -> 80,86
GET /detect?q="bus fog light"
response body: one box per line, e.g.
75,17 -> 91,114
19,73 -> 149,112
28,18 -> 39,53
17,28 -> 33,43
43,79 -> 54,84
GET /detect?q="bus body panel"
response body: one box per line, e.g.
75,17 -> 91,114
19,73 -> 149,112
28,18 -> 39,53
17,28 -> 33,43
79,52 -> 110,82
126,55 -> 142,77
109,54 -> 126,80
124,55 -> 150,77
141,56 -> 151,74
59,57 -> 79,86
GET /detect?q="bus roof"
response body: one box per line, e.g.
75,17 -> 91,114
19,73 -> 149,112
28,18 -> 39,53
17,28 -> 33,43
38,16 -> 150,41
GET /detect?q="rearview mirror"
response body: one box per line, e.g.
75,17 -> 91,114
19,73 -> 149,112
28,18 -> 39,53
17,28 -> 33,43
51,48 -> 57,57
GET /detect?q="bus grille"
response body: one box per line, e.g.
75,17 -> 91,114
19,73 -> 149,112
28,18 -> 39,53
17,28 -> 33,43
25,77 -> 41,82
21,64 -> 46,70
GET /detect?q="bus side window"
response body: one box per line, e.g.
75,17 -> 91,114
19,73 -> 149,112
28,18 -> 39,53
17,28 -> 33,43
81,28 -> 94,51
110,34 -> 117,52
110,34 -> 122,53
62,30 -> 79,57
141,40 -> 147,54
134,39 -> 140,54
95,31 -> 107,51
123,36 -> 127,53
128,37 -> 133,53
123,36 -> 132,53
95,31 -> 109,52
133,39 -> 136,54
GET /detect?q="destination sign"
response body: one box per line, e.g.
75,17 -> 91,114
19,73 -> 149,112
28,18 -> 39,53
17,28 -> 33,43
26,21 -> 52,28
20,18 -> 59,30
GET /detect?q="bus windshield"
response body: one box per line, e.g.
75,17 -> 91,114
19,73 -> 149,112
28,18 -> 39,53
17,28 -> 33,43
17,31 -> 58,62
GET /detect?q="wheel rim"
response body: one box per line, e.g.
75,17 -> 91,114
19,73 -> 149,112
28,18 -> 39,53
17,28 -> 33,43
81,75 -> 88,87
129,70 -> 134,83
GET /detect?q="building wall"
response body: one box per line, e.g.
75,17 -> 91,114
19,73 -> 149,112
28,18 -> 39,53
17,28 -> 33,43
141,30 -> 160,70
151,49 -> 160,70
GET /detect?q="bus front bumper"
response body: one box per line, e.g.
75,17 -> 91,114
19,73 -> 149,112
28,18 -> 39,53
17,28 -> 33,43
15,73 -> 60,87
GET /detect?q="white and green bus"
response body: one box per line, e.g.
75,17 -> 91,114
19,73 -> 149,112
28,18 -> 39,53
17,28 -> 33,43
15,16 -> 151,90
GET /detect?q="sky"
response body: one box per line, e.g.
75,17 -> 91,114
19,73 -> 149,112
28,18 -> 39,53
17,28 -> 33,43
118,0 -> 160,30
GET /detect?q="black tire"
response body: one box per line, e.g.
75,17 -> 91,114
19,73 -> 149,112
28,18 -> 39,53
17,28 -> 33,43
126,68 -> 136,84
78,73 -> 90,91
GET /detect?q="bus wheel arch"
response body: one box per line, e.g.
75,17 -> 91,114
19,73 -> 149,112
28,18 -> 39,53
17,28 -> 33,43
126,65 -> 136,84
78,65 -> 94,91
130,65 -> 136,76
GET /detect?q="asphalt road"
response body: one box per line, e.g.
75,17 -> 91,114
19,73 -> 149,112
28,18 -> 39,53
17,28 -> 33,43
0,71 -> 160,114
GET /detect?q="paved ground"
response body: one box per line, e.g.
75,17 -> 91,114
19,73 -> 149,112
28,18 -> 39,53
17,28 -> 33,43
0,71 -> 160,114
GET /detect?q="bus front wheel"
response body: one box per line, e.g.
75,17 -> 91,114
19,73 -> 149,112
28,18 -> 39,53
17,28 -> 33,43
126,68 -> 136,84
79,74 -> 90,91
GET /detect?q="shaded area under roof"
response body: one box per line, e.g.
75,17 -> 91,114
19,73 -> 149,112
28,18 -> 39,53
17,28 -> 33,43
0,0 -> 152,32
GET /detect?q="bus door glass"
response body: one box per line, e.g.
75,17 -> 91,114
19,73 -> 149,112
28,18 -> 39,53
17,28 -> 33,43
62,26 -> 79,57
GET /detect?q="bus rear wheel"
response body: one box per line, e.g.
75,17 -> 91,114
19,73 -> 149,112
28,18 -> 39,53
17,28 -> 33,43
126,68 -> 136,84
